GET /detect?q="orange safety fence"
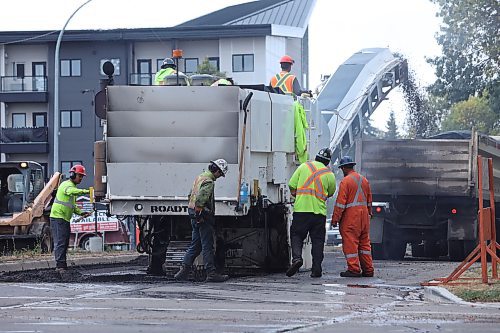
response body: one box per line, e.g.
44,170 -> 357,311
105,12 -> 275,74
422,156 -> 499,286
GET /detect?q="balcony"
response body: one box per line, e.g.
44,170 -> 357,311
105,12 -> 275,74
0,127 -> 49,153
0,76 -> 48,103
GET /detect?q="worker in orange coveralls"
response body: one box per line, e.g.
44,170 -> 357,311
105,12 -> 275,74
331,156 -> 374,278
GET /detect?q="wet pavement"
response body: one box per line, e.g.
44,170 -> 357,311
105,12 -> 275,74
0,249 -> 498,333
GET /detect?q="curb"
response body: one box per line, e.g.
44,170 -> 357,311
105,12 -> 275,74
424,286 -> 500,309
0,254 -> 146,273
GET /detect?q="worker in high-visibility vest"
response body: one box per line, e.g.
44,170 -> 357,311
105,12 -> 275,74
332,156 -> 374,278
50,165 -> 91,273
269,55 -> 310,96
174,159 -> 230,283
154,57 -> 178,85
287,148 -> 336,278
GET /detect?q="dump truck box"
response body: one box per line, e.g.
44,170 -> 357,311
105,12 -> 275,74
356,132 -> 500,261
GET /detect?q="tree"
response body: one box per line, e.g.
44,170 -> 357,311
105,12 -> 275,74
441,94 -> 500,135
196,58 -> 226,77
385,111 -> 399,139
363,117 -> 384,138
428,0 -> 499,105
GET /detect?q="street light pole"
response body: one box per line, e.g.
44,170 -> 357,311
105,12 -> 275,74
53,0 -> 94,174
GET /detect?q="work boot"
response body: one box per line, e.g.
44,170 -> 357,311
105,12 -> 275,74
340,270 -> 362,278
205,271 -> 229,282
310,269 -> 322,278
55,267 -> 67,273
174,265 -> 190,281
362,271 -> 374,277
286,259 -> 303,277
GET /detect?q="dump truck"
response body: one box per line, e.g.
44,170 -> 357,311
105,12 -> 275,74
0,161 -> 60,253
357,131 -> 500,261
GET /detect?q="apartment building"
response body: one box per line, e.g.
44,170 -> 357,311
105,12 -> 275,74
0,0 -> 315,187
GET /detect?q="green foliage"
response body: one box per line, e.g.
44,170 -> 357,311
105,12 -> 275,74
441,94 -> 500,134
385,111 -> 399,139
196,58 -> 226,77
363,117 -> 384,138
428,0 -> 499,104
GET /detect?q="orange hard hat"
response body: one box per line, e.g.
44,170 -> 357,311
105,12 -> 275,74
70,164 -> 87,176
280,55 -> 294,64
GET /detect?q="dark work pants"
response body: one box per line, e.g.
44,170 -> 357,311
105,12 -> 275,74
182,211 -> 216,273
50,217 -> 71,269
290,212 -> 326,273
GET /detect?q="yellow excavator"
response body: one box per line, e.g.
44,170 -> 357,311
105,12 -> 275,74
0,161 -> 61,254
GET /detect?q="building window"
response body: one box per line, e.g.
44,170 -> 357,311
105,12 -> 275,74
208,57 -> 220,71
157,59 -> 164,71
100,58 -> 120,76
60,59 -> 81,77
15,63 -> 25,78
232,54 -> 254,72
184,58 -> 199,74
61,161 -> 82,176
33,113 -> 47,127
12,113 -> 26,128
61,110 -> 81,128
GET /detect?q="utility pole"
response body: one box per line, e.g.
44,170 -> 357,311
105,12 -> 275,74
53,0 -> 94,174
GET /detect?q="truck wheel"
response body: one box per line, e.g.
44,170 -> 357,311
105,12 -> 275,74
411,242 -> 425,258
80,236 -> 91,251
423,241 -> 440,258
373,224 -> 406,260
448,240 -> 476,261
371,243 -> 386,260
40,224 -> 53,253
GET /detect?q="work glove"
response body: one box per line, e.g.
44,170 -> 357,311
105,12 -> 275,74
194,206 -> 204,223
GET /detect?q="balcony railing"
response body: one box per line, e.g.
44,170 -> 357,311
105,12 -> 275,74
0,76 -> 47,92
0,127 -> 48,143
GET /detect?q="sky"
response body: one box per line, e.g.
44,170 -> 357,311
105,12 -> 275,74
0,0 -> 442,132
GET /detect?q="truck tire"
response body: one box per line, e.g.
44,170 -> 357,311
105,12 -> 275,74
372,224 -> 406,260
80,236 -> 91,251
423,241 -> 441,258
448,240 -> 476,261
411,242 -> 425,258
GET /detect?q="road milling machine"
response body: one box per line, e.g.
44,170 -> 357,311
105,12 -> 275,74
94,48 -> 407,276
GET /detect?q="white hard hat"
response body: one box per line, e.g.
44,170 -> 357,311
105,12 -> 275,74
210,159 -> 228,176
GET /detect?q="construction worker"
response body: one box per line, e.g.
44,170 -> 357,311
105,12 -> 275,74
50,165 -> 91,272
154,57 -> 178,85
269,55 -> 310,96
332,156 -> 374,278
287,148 -> 336,278
211,77 -> 234,86
174,159 -> 230,282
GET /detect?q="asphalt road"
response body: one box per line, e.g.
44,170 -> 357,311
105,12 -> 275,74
0,249 -> 498,333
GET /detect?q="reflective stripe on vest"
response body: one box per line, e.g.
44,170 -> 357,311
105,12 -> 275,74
296,162 -> 330,202
188,175 -> 212,209
54,198 -> 73,208
272,72 -> 295,95
335,173 -> 367,209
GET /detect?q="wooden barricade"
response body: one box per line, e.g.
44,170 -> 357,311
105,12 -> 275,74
423,156 -> 499,285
